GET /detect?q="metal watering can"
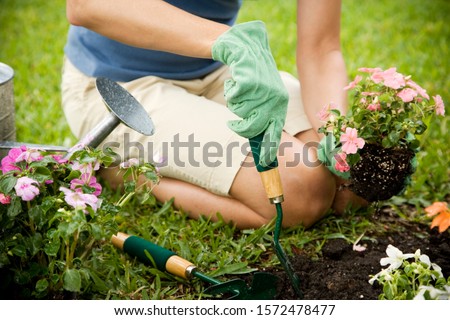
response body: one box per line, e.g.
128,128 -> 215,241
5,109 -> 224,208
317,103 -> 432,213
0,72 -> 154,158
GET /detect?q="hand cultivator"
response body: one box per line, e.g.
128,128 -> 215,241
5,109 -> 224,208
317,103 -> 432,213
111,232 -> 280,300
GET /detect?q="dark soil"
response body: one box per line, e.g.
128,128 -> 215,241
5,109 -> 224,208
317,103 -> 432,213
270,207 -> 450,300
350,144 -> 415,202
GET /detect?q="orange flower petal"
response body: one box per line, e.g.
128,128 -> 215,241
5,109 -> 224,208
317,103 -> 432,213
438,212 -> 450,233
425,202 -> 449,217
430,211 -> 450,233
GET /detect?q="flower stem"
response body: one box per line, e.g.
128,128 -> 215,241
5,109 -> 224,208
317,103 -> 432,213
66,230 -> 79,269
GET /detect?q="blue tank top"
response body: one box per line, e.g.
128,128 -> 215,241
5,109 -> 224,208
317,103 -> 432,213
64,0 -> 242,82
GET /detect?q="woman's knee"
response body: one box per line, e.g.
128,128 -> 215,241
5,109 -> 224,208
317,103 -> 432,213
281,165 -> 336,228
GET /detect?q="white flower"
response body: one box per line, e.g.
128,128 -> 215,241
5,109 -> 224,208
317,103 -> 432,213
413,249 -> 444,279
368,268 -> 393,285
431,263 -> 444,279
119,158 -> 140,169
380,244 -> 414,270
414,285 -> 450,300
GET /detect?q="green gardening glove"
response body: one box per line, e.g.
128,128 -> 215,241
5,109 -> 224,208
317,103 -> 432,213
317,134 -> 351,180
212,21 -> 288,168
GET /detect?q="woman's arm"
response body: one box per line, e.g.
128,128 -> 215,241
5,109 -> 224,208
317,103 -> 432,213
66,0 -> 229,58
296,0 -> 348,135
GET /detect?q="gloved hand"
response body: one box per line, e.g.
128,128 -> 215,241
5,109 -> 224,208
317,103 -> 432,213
212,21 -> 288,168
317,134 -> 351,179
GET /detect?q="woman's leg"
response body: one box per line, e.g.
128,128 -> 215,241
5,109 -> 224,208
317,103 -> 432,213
101,130 -> 337,229
151,138 -> 367,229
102,126 -> 366,229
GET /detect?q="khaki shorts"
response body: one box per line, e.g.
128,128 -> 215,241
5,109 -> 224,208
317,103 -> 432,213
61,58 -> 312,196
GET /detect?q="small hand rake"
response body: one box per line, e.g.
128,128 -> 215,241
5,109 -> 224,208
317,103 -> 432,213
249,132 -> 303,299
111,232 -> 280,300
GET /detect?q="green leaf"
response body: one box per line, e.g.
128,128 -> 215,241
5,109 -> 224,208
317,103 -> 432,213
89,223 -> 103,240
63,269 -> 81,292
44,237 -> 61,256
58,218 -> 83,238
330,109 -> 341,117
379,93 -> 392,104
0,252 -> 10,268
64,169 -> 81,182
0,175 -> 17,194
7,196 -> 23,218
35,278 -> 49,292
143,171 -> 159,183
382,137 -> 394,148
415,120 -> 427,135
40,196 -> 57,213
29,232 -> 43,256
124,181 -> 136,193
30,166 -> 52,183
29,205 -> 44,229
388,131 -> 400,144
11,244 -> 27,257
210,262 -> 253,277
89,270 -> 109,292
51,274 -> 60,285
383,283 -> 394,300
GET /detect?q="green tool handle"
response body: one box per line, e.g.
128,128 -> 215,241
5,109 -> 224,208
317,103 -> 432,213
249,132 -> 284,204
111,232 -> 196,280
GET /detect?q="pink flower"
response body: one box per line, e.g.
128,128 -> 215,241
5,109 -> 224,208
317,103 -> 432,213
367,103 -> 381,111
371,67 -> 406,89
14,177 -> 40,201
51,154 -> 68,164
433,95 -> 445,116
1,146 -> 26,173
397,88 -> 418,103
15,149 -> 43,163
407,80 -> 430,100
317,105 -> 331,121
343,75 -> 363,91
70,173 -> 102,196
71,161 -> 100,175
340,127 -> 365,154
358,67 -> 383,74
334,153 -> 350,172
0,193 -> 11,204
60,186 -> 99,212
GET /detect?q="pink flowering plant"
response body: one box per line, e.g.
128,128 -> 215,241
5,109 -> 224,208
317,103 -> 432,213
317,67 -> 445,192
0,146 -> 159,298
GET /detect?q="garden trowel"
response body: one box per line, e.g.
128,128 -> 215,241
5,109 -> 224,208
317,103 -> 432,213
249,132 -> 303,298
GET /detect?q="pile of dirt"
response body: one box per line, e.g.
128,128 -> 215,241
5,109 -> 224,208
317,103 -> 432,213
272,210 -> 450,300
350,144 -> 415,202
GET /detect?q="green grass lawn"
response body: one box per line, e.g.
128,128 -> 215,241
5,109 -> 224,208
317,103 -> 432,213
0,0 -> 449,299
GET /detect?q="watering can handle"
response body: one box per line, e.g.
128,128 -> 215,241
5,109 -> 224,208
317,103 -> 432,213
111,232 -> 196,280
249,133 -> 284,204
